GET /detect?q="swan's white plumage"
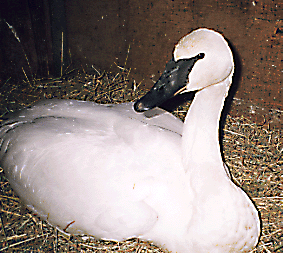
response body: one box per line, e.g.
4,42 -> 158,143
0,28 -> 260,252
0,100 -> 183,240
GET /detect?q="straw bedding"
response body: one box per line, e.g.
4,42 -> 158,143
0,66 -> 282,252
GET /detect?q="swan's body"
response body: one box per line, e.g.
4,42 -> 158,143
0,28 -> 260,252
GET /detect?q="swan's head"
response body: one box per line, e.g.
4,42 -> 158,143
134,28 -> 234,112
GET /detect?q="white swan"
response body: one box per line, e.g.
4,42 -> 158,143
0,28 -> 260,252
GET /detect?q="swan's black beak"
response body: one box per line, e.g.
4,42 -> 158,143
134,53 -> 204,112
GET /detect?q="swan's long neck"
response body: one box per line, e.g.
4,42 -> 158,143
182,77 -> 232,179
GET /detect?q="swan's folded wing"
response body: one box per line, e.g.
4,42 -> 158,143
0,99 -> 183,238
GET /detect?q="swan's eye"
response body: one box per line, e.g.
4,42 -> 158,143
198,53 -> 205,59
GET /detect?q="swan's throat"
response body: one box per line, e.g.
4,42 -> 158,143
182,79 -> 231,171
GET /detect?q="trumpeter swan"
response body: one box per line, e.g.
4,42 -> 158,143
0,28 -> 260,252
